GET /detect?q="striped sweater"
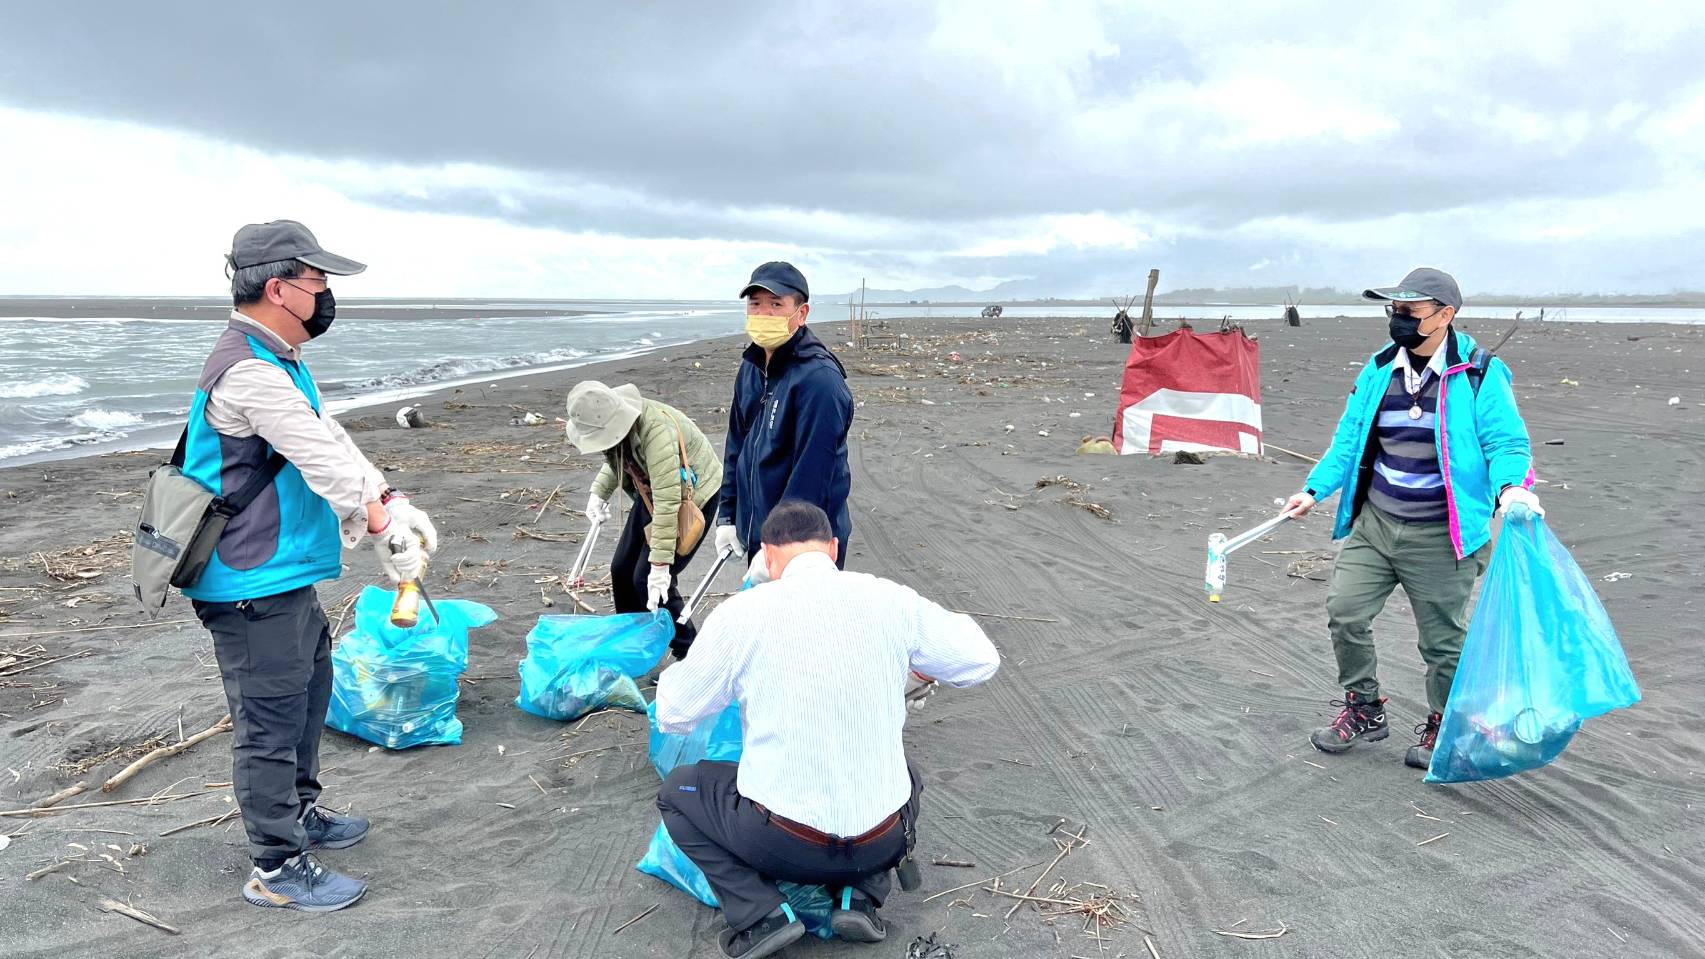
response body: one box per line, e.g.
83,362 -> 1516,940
1366,365 -> 1449,522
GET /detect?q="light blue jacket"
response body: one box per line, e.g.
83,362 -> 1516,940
1304,328 -> 1533,559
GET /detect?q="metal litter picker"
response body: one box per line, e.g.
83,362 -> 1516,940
567,515 -> 605,590
678,546 -> 737,624
1204,513 -> 1293,603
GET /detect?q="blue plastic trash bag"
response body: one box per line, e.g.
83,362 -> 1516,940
326,586 -> 497,749
648,699 -> 743,780
515,610 -> 672,721
636,822 -> 835,939
1426,517 -> 1640,783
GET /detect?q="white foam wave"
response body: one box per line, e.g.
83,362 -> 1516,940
0,373 -> 89,399
71,409 -> 145,431
334,347 -> 593,393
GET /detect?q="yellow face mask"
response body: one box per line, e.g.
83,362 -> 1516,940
745,309 -> 798,349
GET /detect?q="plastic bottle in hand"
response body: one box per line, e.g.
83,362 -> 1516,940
388,534 -> 428,628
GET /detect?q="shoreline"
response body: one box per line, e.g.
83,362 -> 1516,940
3,311 -> 1695,471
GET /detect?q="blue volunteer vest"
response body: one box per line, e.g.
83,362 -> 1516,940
179,327 -> 342,602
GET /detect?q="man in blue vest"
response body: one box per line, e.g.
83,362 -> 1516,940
184,220 -> 438,911
712,262 -> 855,583
1279,268 -> 1540,773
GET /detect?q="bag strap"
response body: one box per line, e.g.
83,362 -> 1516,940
168,428 -> 189,468
213,450 -> 289,517
1466,346 -> 1492,395
666,412 -> 697,496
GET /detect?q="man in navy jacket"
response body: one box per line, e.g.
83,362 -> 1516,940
714,262 -> 855,580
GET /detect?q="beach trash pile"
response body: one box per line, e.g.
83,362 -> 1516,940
326,586 -> 497,749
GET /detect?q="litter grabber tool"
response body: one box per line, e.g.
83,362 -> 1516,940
1204,513 -> 1293,603
388,534 -> 441,628
568,516 -> 605,588
678,546 -> 736,625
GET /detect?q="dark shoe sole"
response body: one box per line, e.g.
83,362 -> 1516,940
831,909 -> 887,943
1311,726 -> 1389,754
720,920 -> 805,959
1404,747 -> 1432,770
307,829 -> 369,850
243,879 -> 366,913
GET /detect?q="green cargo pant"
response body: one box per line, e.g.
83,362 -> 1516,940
1326,506 -> 1490,713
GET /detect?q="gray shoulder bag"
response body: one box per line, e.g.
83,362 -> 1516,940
131,430 -> 286,613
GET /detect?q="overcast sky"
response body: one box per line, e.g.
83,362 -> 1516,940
2,1 -> 1702,299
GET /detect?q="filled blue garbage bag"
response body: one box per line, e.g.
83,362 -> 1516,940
648,699 -> 744,780
515,610 -> 672,721
1426,517 -> 1640,784
326,586 -> 497,749
636,698 -> 833,938
637,822 -> 835,938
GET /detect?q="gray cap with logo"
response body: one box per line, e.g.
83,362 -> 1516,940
1363,267 -> 1461,311
228,220 -> 367,275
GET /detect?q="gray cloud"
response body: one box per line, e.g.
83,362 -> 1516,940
2,2 -> 1702,293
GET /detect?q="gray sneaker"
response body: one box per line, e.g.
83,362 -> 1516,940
303,805 -> 370,850
243,854 -> 367,912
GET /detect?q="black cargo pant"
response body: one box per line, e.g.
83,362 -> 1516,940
611,496 -> 705,657
657,760 -> 921,934
191,584 -> 332,866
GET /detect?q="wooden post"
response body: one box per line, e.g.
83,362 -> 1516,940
1139,268 -> 1160,336
857,279 -> 867,348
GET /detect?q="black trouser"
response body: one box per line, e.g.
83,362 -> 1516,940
191,584 -> 332,866
611,495 -> 705,655
657,760 -> 921,934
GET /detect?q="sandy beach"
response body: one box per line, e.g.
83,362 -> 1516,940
2,313 -> 1702,959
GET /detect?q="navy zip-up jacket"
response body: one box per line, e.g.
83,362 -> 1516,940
717,325 -> 854,558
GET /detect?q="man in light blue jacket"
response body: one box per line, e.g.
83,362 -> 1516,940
1278,268 -> 1541,771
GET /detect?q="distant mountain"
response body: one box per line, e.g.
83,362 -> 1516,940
830,282 -> 1705,308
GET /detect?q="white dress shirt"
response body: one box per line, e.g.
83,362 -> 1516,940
654,550 -> 1000,837
204,311 -> 386,547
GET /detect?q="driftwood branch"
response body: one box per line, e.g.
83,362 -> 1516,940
99,899 -> 180,935
0,790 -> 218,818
33,781 -> 88,809
101,716 -> 232,793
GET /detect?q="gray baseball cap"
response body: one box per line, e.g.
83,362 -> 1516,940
228,220 -> 367,275
1363,267 -> 1461,311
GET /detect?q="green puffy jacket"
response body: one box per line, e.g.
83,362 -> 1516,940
591,399 -> 723,564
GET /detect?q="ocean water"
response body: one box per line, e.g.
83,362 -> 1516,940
0,300 -> 743,465
1,298 -> 1698,467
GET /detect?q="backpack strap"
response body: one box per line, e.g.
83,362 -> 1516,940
1466,346 -> 1493,395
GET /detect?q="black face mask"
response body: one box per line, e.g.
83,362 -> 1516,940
283,281 -> 337,339
1388,312 -> 1430,350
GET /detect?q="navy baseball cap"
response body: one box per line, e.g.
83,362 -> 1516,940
740,261 -> 809,302
1363,267 -> 1461,311
229,220 -> 367,275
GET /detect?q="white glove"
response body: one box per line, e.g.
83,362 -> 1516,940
374,497 -> 437,584
646,564 -> 672,611
1280,491 -> 1316,518
714,523 -> 744,558
743,553 -> 772,587
585,492 -> 612,524
905,672 -> 937,712
1498,486 -> 1544,521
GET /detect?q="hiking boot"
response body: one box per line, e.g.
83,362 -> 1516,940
303,805 -> 370,850
830,888 -> 887,943
719,905 -> 805,958
1405,711 -> 1442,770
1310,690 -> 1389,754
243,853 -> 367,912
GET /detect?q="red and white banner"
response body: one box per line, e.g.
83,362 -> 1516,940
1112,329 -> 1263,455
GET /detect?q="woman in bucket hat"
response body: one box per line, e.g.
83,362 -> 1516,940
566,381 -> 723,658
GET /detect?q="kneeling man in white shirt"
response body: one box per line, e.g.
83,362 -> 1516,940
655,500 -> 1000,958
